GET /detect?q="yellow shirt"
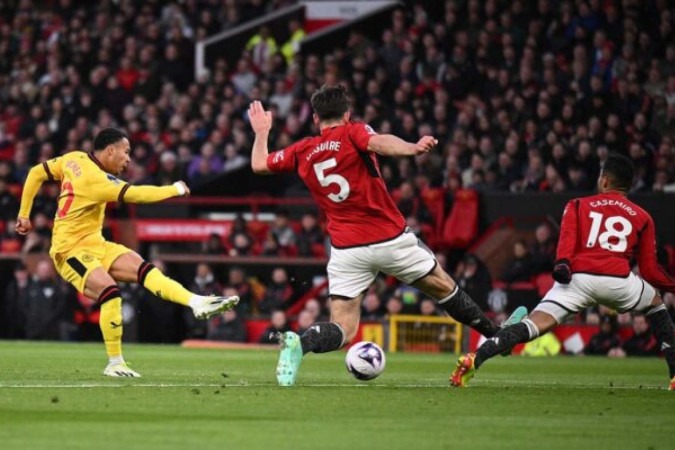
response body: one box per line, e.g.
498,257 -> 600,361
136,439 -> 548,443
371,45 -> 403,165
19,151 -> 180,255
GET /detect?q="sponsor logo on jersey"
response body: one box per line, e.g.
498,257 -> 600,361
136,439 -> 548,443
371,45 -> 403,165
106,174 -> 121,185
364,124 -> 378,135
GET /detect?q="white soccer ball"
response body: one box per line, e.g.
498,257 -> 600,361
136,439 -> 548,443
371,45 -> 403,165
345,341 -> 386,381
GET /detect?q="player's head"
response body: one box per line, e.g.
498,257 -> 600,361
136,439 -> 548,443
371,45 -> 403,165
94,128 -> 131,176
311,84 -> 351,126
597,153 -> 634,194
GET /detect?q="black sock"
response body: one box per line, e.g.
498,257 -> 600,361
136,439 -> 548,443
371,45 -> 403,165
645,305 -> 675,378
474,322 -> 534,369
438,287 -> 499,338
300,322 -> 345,355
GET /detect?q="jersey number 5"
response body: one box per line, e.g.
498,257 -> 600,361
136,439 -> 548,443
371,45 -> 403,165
57,181 -> 74,218
313,158 -> 350,203
586,211 -> 633,252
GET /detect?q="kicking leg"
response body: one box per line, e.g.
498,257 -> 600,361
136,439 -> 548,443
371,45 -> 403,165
450,311 -> 558,387
108,251 -> 238,319
277,295 -> 360,387
84,268 -> 140,377
643,294 -> 675,385
413,263 -> 508,338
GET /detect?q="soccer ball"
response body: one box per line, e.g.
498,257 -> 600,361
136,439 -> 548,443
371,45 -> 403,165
345,341 -> 386,381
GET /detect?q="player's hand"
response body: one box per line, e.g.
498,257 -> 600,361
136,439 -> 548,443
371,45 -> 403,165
552,259 -> 572,284
248,100 -> 273,134
15,217 -> 33,235
414,136 -> 438,154
173,181 -> 190,197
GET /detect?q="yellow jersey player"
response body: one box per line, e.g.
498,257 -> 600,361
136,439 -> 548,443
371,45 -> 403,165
16,128 -> 239,377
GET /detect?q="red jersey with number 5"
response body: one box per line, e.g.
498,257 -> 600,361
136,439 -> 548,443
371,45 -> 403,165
556,192 -> 675,292
266,121 -> 405,248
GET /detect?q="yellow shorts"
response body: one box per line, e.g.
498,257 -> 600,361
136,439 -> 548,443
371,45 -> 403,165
52,241 -> 131,294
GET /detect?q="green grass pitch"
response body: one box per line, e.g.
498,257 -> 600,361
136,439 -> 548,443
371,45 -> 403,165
0,342 -> 673,450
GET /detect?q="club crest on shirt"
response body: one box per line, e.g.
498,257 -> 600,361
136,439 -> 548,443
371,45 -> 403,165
106,174 -> 121,185
82,254 -> 94,263
273,150 -> 285,164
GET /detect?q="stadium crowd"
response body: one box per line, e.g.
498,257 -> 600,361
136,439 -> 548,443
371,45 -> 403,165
1,1 -> 674,348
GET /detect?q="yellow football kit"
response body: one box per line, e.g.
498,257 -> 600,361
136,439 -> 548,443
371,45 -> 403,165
18,151 -> 180,293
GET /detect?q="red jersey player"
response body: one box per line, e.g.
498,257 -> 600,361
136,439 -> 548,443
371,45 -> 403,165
452,153 -> 675,390
248,85 -> 526,386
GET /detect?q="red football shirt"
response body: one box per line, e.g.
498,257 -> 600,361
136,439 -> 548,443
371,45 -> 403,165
266,121 -> 405,248
556,192 -> 675,292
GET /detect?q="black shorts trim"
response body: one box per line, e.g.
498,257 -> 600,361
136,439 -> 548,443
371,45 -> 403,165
118,184 -> 130,203
66,257 -> 87,277
626,278 -> 646,312
42,162 -> 54,182
540,299 -> 576,314
409,260 -> 438,285
330,226 -> 406,250
573,271 -> 631,279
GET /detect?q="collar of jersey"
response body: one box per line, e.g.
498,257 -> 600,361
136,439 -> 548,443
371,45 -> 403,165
88,152 -> 106,172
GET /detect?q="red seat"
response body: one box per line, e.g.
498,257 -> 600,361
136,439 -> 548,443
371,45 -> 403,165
534,273 -> 555,297
440,189 -> 479,249
420,187 -> 445,232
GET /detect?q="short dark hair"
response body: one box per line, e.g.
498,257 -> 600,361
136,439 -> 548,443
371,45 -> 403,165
601,153 -> 634,191
310,85 -> 350,122
94,128 -> 127,151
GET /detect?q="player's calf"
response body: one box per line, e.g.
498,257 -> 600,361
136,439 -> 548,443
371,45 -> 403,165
644,303 -> 675,379
437,286 -> 500,338
299,322 -> 346,354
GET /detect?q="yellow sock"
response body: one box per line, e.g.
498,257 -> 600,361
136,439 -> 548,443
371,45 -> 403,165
139,263 -> 191,306
99,297 -> 123,360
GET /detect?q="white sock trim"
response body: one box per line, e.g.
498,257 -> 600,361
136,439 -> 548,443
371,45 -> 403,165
646,304 -> 666,316
108,355 -> 125,365
334,323 -> 347,348
437,285 -> 459,304
522,318 -> 540,339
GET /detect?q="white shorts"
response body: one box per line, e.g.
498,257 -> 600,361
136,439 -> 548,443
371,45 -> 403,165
534,272 -> 656,323
327,230 -> 436,298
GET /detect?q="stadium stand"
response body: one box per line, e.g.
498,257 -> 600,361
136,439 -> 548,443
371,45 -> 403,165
0,0 -> 674,350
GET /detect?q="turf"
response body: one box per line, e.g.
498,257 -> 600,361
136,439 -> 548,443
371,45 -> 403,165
0,342 -> 673,450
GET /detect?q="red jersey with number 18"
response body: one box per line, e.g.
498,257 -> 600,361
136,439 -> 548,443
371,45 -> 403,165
556,192 -> 675,292
266,121 -> 405,248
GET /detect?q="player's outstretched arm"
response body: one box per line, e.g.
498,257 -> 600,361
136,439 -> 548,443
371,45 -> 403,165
118,181 -> 190,204
367,134 -> 438,157
637,217 -> 675,293
248,100 -> 273,175
16,161 -> 61,234
552,200 -> 579,284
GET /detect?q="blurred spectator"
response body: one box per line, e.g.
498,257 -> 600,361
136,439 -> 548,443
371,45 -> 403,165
258,310 -> 292,344
222,143 -> 249,174
23,260 -> 73,340
361,291 -> 384,321
245,26 -> 277,69
270,210 -> 297,249
227,266 -> 253,315
228,214 -> 254,255
584,315 -> 621,356
259,267 -> 294,314
207,309 -> 247,343
302,298 -> 323,321
295,309 -> 316,336
3,262 -> 29,338
501,240 -> 535,283
184,263 -> 222,338
530,223 -> 556,274
280,19 -> 305,65
456,254 -> 492,311
202,233 -> 226,255
0,180 -> 19,221
385,294 -> 404,316
609,315 -> 658,357
396,181 -> 432,225
296,212 -> 325,257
